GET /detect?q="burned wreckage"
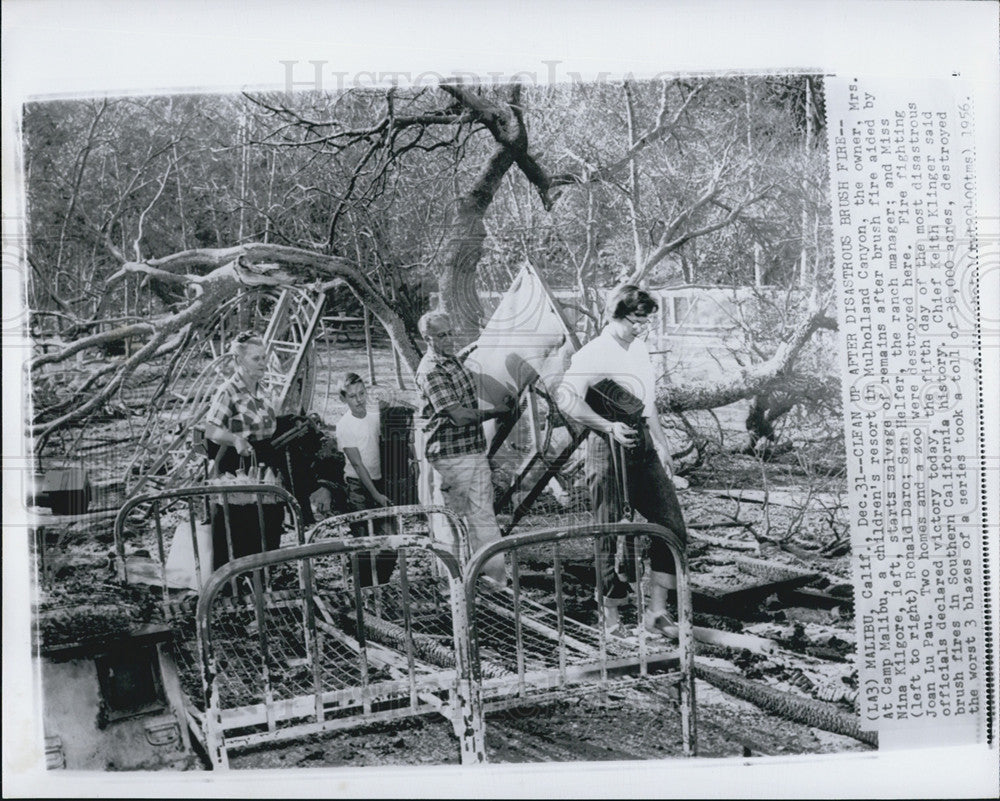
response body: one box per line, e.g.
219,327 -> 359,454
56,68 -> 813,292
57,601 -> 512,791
30,266 -> 853,770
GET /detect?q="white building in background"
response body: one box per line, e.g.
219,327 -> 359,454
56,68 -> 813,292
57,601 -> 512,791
483,284 -> 813,385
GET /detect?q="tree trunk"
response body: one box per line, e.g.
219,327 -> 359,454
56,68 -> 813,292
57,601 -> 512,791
363,306 -> 376,385
745,77 -> 764,288
624,81 -> 645,277
661,301 -> 835,412
437,145 -> 516,340
799,77 -> 814,287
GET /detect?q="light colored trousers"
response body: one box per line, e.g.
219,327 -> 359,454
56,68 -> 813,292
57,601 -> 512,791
427,452 -> 506,583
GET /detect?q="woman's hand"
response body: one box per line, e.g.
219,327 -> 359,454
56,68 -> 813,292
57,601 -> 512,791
310,486 -> 333,515
608,421 -> 639,448
233,434 -> 253,457
373,491 -> 392,507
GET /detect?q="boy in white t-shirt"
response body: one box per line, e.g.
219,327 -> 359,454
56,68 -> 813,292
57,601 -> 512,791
336,372 -> 395,585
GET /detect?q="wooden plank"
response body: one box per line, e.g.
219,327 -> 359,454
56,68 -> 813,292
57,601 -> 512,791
654,624 -> 778,655
690,531 -> 760,553
778,586 -> 854,610
691,555 -> 820,613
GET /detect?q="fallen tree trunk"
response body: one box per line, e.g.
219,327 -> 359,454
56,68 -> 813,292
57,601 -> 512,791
29,249 -> 423,441
31,250 -> 835,447
661,293 -> 837,412
695,661 -> 876,747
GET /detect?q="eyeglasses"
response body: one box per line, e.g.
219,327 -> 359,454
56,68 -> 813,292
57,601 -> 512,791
624,314 -> 651,328
432,329 -> 454,339
235,331 -> 258,343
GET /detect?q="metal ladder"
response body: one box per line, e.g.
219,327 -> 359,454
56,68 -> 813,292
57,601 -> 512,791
259,287 -> 326,413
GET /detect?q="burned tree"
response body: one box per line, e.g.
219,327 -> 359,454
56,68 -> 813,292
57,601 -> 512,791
25,77 -> 834,450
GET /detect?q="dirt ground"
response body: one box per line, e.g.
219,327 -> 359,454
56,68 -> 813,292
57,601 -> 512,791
33,478 -> 866,770
228,677 -> 870,769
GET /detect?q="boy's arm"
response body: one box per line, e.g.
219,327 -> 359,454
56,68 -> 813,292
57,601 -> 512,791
343,447 -> 390,506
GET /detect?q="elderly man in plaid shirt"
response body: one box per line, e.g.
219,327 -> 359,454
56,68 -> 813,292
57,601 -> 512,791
415,311 -> 513,585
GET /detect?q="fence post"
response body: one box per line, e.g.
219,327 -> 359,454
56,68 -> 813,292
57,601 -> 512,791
453,572 -> 486,764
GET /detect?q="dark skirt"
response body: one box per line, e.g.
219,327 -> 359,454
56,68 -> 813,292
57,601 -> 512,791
211,502 -> 285,571
205,433 -> 286,570
585,430 -> 688,595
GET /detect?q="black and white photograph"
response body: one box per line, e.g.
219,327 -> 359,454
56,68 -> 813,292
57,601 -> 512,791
3,2 -> 997,798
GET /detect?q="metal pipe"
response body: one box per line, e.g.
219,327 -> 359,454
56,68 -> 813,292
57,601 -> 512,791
553,542 -> 567,687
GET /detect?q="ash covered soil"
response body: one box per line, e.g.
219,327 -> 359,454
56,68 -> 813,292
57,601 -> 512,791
229,678 -> 868,769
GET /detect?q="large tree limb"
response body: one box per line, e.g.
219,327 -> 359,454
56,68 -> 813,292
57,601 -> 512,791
436,144 -> 517,335
31,244 -> 424,439
31,322 -> 158,369
30,299 -> 209,441
439,83 -> 559,211
93,245 -> 421,369
661,294 -> 835,412
33,332 -> 186,421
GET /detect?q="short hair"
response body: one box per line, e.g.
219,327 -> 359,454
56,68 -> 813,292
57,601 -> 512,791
230,332 -> 265,358
606,284 -> 658,321
339,371 -> 365,399
418,311 -> 451,338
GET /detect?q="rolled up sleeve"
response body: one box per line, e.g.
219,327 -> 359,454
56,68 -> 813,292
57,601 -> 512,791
204,385 -> 232,430
422,365 -> 462,414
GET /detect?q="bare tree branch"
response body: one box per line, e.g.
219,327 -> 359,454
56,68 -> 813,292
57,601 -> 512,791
31,322 -> 158,369
132,157 -> 175,261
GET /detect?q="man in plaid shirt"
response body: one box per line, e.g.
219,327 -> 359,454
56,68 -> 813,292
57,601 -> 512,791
415,311 -> 513,584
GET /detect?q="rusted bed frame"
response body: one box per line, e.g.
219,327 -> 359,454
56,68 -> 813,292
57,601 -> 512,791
115,496 -> 696,767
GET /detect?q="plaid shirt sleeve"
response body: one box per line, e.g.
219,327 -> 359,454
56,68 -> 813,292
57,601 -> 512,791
203,376 -> 276,439
416,354 -> 486,459
204,380 -> 235,431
